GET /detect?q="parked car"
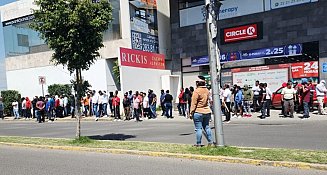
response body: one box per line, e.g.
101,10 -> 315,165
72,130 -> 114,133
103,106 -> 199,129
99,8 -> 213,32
271,85 -> 327,108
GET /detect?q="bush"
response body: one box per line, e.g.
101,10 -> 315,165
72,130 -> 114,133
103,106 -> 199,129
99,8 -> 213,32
0,90 -> 21,116
48,84 -> 72,96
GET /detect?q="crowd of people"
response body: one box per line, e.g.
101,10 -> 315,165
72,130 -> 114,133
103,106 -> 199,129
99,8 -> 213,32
219,78 -> 327,123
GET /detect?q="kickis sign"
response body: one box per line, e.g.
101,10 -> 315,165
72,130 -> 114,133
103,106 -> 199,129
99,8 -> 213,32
119,47 -> 165,70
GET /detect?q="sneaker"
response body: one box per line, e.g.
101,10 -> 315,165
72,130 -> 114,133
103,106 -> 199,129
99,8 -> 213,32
95,118 -> 98,121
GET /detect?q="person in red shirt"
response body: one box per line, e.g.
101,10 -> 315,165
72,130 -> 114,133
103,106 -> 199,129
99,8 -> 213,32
178,88 -> 186,117
25,97 -> 32,119
112,91 -> 121,121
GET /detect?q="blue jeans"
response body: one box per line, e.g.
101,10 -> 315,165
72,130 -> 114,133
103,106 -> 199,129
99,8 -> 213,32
103,103 -> 108,116
193,113 -> 213,145
13,109 -> 19,119
303,102 -> 310,118
178,103 -> 186,116
93,103 -> 99,118
165,103 -> 172,118
149,104 -> 157,118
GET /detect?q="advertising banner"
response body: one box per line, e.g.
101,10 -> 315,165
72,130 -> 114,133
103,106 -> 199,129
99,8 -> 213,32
129,0 -> 159,53
191,56 -> 209,67
221,22 -> 262,44
120,47 -> 165,70
268,0 -> 319,10
221,43 -> 302,63
291,61 -> 318,79
219,0 -> 264,20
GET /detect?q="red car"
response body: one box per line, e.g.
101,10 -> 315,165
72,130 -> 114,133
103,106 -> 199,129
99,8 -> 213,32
271,85 -> 327,108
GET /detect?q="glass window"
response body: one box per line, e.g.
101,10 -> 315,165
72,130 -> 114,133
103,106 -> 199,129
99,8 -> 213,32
103,0 -> 121,41
179,0 -> 204,10
3,19 -> 49,57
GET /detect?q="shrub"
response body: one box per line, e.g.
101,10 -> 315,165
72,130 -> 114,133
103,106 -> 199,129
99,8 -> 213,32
0,90 -> 21,116
48,84 -> 72,96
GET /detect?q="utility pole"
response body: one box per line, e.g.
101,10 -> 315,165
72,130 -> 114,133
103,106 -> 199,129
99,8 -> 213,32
205,0 -> 225,146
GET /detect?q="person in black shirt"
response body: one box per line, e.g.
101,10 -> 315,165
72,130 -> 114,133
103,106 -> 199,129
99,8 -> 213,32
258,83 -> 267,119
123,93 -> 131,120
164,90 -> 173,118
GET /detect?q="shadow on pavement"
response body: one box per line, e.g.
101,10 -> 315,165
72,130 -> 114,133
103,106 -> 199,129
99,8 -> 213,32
88,133 -> 136,141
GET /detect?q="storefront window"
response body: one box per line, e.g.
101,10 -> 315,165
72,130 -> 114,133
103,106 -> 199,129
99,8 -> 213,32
178,0 -> 204,10
103,0 -> 121,41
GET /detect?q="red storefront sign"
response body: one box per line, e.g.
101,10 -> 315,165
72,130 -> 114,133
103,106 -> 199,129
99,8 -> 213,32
291,61 -> 318,78
120,47 -> 165,70
223,23 -> 260,43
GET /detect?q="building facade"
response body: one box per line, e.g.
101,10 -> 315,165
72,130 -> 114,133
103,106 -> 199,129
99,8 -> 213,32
0,0 -> 172,97
171,0 -> 327,91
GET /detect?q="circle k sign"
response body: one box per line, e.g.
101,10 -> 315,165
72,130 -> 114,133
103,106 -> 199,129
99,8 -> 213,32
223,23 -> 260,43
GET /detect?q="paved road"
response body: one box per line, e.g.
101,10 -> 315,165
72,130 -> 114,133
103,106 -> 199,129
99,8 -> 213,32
0,145 -> 325,175
0,110 -> 327,150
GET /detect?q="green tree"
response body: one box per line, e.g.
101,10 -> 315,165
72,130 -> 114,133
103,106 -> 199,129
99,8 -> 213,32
48,84 -> 72,96
71,79 -> 92,98
30,0 -> 113,138
112,60 -> 120,84
0,90 -> 21,116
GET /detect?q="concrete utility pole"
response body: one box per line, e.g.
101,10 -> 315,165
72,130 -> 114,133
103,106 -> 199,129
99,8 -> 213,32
205,0 -> 225,146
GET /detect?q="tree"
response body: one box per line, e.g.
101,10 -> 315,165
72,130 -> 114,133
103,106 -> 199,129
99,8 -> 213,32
112,60 -> 120,84
30,0 -> 113,138
48,84 -> 72,96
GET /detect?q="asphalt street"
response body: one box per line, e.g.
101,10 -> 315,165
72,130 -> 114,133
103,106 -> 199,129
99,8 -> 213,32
0,145 -> 325,175
0,110 -> 327,150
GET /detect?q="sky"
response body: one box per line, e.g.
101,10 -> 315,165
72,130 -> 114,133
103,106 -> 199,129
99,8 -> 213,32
0,0 -> 16,6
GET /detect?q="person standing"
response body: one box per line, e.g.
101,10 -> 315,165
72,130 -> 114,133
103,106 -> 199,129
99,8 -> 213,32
185,88 -> 192,118
259,83 -> 267,119
36,97 -> 45,123
252,80 -> 260,112
222,84 -> 232,123
148,90 -> 157,119
233,86 -> 243,118
143,92 -> 150,119
70,95 -> 75,118
264,83 -> 272,117
164,90 -> 173,118
46,96 -> 55,122
25,97 -> 32,120
302,82 -> 311,119
316,80 -> 327,115
63,95 -> 69,117
177,88 -> 186,117
160,90 -> 166,116
92,91 -> 99,121
0,97 -> 4,120
112,91 -> 121,121
281,82 -> 296,118
83,94 -> 90,117
133,94 -> 142,122
102,91 -> 109,117
98,91 -> 104,117
21,97 -> 26,119
190,76 -> 213,147
108,92 -> 114,116
12,100 -> 19,119
123,93 -> 131,121
242,84 -> 253,117
32,96 -> 38,119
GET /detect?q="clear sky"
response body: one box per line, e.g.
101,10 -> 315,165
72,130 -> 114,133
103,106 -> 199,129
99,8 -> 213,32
0,0 -> 16,6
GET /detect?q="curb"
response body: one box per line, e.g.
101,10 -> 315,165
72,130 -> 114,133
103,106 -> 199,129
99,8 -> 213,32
0,142 -> 326,171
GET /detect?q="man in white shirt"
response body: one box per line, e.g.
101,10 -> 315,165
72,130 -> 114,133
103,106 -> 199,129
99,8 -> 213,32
102,91 -> 109,117
316,80 -> 327,115
12,100 -> 19,119
63,95 -> 69,117
92,91 -> 100,120
143,93 -> 150,119
252,80 -> 260,112
264,83 -> 272,117
281,82 -> 296,118
223,84 -> 232,123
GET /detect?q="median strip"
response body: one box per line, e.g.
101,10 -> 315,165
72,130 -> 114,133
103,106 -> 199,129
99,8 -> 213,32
0,136 -> 326,171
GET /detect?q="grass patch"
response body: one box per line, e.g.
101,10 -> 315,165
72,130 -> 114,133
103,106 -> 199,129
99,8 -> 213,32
0,136 -> 326,164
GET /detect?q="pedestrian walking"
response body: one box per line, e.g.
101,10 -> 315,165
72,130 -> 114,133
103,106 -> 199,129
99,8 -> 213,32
190,76 -> 213,147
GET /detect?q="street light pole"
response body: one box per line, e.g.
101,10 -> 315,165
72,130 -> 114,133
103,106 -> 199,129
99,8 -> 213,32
205,0 -> 225,146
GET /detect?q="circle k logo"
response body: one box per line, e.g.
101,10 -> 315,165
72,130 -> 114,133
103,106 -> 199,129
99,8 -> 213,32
246,26 -> 256,35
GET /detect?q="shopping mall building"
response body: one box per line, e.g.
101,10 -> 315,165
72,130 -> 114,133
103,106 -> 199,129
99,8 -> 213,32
0,0 -> 178,98
171,0 -> 327,92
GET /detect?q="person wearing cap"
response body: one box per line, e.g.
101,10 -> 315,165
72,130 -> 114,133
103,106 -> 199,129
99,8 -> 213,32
316,80 -> 327,115
281,82 -> 296,118
190,76 -> 213,146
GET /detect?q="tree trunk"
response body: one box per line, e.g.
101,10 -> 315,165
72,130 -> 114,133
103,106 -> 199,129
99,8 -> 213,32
75,68 -> 82,138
